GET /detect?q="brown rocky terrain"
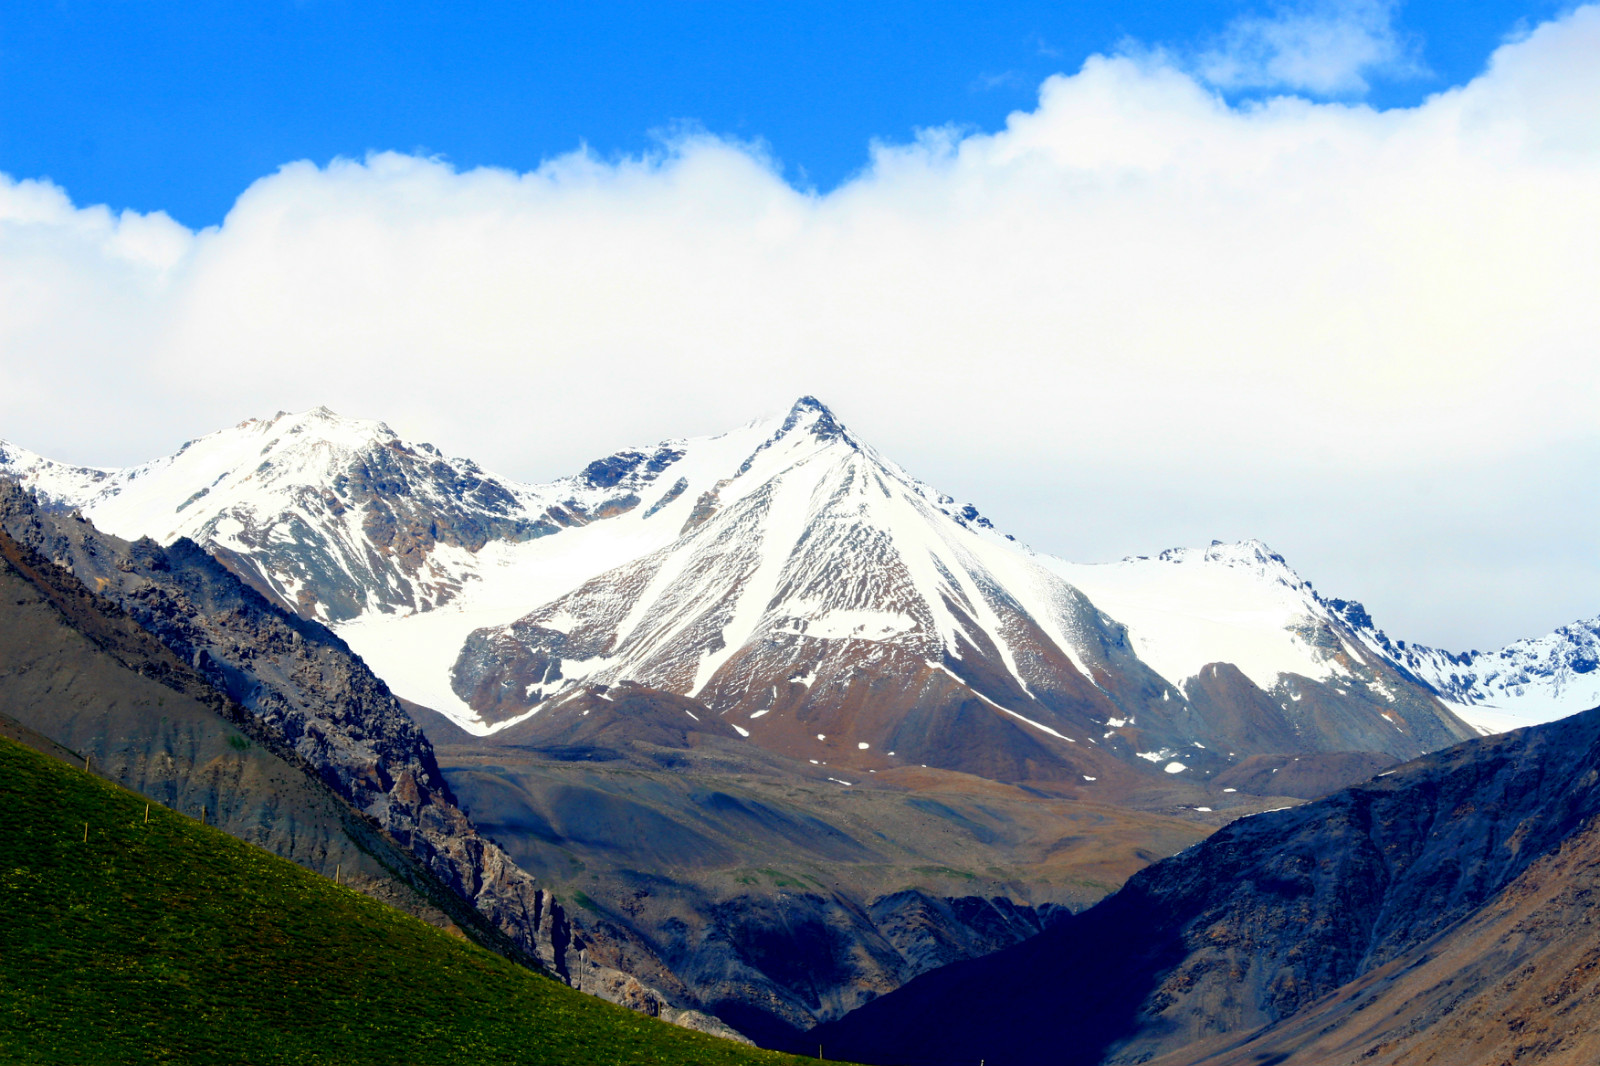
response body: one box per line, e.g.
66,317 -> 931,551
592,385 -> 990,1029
811,705 -> 1600,1066
412,685 -> 1310,1043
1153,813 -> 1600,1064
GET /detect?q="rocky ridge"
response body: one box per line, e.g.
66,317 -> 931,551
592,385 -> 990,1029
1328,595 -> 1600,730
0,524 -> 475,936
811,704 -> 1600,1066
0,479 -> 738,1038
0,408 -> 683,624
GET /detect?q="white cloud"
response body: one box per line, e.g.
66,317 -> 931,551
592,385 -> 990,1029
1195,0 -> 1425,95
2,6 -> 1599,650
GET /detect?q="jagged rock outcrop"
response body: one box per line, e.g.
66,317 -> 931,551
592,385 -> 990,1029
0,480 -> 738,1039
0,525 -> 473,932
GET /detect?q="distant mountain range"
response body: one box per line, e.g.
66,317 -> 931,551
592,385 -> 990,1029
3,399 -> 1588,765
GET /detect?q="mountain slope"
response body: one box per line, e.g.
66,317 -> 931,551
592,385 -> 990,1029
443,402 -> 1471,786
0,524 -> 464,929
1154,801 -> 1600,1066
0,734 -> 814,1066
810,704 -> 1600,1066
0,480 -> 742,1035
0,401 -> 1479,783
415,686 -> 1221,1043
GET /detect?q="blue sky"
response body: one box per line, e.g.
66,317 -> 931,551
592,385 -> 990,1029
0,1 -> 1567,227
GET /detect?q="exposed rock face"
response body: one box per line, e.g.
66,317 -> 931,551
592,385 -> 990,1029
1161,800 -> 1600,1066
811,705 -> 1600,1066
1,402 -> 1481,772
450,405 -> 1472,789
0,526 -> 470,931
0,408 -> 684,624
0,480 -> 737,1039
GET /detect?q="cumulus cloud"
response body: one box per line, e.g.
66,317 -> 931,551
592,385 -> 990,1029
2,5 -> 1599,649
1195,0 -> 1425,95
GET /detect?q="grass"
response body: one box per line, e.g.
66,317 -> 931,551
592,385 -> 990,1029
0,737 -> 829,1066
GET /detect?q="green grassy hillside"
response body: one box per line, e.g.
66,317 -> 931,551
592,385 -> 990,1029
0,736 -> 823,1066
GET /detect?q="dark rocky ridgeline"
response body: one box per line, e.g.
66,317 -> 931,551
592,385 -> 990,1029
0,480 -> 736,1038
810,705 -> 1600,1066
266,435 -> 680,621
0,525 -> 476,933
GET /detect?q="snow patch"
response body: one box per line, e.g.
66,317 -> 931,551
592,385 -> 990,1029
779,606 -> 915,641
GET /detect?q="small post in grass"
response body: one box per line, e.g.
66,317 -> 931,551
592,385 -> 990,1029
83,754 -> 90,773
82,822 -> 88,844
200,804 -> 206,825
335,863 -> 341,885
144,803 -> 150,824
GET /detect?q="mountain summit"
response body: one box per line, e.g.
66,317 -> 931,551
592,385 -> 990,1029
3,399 -> 1495,788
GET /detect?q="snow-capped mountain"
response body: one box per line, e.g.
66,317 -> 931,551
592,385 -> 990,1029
4,398 -> 1532,784
444,403 -> 1470,782
0,406 -> 680,622
1324,599 -> 1600,734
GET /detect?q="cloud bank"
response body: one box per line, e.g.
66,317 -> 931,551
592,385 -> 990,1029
2,5 -> 1599,650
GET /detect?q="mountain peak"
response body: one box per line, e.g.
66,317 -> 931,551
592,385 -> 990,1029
781,396 -> 846,442
247,407 -> 399,455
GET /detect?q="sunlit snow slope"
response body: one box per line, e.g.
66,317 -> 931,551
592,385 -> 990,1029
440,402 -> 1470,783
2,398 -> 1538,784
